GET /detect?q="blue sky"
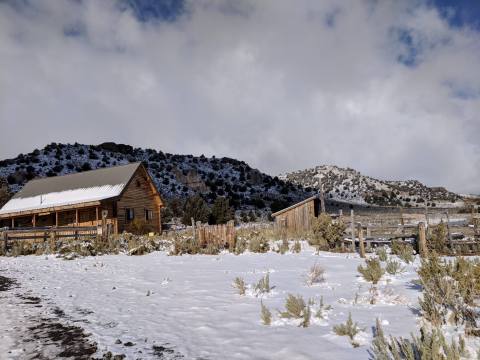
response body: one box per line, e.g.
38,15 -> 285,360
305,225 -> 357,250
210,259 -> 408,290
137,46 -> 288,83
433,0 -> 480,29
0,0 -> 479,194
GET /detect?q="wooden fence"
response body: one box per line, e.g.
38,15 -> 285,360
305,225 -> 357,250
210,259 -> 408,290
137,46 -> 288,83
1,225 -> 110,253
194,220 -> 236,250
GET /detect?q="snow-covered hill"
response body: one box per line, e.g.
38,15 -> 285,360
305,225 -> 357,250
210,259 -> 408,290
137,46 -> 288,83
0,142 -> 313,211
281,165 -> 464,208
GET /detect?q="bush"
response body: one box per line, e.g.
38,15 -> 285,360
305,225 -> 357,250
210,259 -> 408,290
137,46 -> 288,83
233,277 -> 246,296
305,263 -> 325,286
376,247 -> 388,262
371,319 -> 469,360
254,273 -> 274,295
391,241 -> 414,264
234,237 -> 247,255
385,259 -> 405,275
428,222 -> 448,253
333,313 -> 363,348
358,258 -> 384,284
279,294 -> 311,328
309,213 -> 346,250
418,253 -> 480,331
248,235 -> 270,253
260,301 -> 272,326
291,240 -> 301,253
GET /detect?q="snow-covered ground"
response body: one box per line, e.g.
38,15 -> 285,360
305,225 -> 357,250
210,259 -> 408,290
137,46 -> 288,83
0,247 -> 424,359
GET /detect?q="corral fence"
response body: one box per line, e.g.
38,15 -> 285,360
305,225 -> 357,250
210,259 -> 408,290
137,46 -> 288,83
340,210 -> 480,256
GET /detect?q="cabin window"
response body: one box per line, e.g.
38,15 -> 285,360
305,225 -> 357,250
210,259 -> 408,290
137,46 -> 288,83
145,209 -> 153,221
125,208 -> 134,222
136,180 -> 141,187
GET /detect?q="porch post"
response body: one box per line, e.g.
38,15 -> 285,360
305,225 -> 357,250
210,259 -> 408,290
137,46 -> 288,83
96,207 -> 99,226
32,214 -> 36,227
11,218 -> 14,229
75,209 -> 79,226
55,212 -> 58,227
158,205 -> 162,234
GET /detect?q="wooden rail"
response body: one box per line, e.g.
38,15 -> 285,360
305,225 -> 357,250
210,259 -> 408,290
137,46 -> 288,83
1,226 -> 102,253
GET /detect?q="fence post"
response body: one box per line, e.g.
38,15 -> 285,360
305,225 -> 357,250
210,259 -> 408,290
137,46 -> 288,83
418,222 -> 427,258
3,231 -> 7,254
445,210 -> 453,249
358,225 -> 365,258
350,210 -> 355,251
191,217 -> 196,242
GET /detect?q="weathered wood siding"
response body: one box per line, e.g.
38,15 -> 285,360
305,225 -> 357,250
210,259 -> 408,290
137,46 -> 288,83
116,168 -> 162,233
274,199 -> 316,233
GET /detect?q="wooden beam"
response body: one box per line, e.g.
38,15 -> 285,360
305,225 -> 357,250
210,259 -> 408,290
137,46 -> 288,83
75,209 -> 79,226
32,214 -> 36,227
158,205 -> 162,234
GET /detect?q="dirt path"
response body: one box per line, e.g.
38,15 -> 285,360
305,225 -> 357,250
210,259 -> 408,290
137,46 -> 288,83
0,273 -> 185,359
0,274 -> 98,359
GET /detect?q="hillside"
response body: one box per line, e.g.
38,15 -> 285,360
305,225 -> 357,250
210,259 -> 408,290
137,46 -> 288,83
0,142 -> 313,212
281,165 -> 464,208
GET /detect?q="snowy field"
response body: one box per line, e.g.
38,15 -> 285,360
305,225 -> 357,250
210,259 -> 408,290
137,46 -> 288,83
0,246 -> 424,359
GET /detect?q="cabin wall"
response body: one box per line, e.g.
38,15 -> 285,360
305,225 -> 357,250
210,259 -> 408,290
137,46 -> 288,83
274,199 -> 316,233
116,169 -> 161,233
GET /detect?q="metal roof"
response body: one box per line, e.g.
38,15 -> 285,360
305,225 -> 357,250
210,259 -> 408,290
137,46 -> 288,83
0,163 -> 141,216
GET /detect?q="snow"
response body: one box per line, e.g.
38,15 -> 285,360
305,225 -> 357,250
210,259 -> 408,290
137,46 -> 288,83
0,184 -> 125,215
0,247 -> 426,359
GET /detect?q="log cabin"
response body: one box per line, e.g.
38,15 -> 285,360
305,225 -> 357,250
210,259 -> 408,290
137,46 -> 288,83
0,163 -> 164,234
271,195 -> 321,233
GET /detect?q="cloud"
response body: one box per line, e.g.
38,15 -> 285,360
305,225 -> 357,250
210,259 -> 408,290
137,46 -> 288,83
0,0 -> 479,193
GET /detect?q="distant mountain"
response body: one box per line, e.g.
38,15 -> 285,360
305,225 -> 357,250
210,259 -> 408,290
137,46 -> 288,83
0,142 -> 314,212
281,165 -> 464,208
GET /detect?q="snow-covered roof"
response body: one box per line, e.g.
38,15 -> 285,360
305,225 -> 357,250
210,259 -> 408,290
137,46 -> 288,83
0,163 -> 141,216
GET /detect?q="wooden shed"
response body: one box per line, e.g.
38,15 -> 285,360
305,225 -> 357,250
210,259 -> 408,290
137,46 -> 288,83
271,195 -> 321,233
0,163 -> 164,234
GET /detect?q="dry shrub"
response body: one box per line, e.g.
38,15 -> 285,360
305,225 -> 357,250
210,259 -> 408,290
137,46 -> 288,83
305,263 -> 325,286
291,240 -> 301,253
385,259 -> 405,275
260,301 -> 272,325
248,234 -> 270,253
233,277 -> 246,296
277,238 -> 289,254
418,253 -> 480,332
309,214 -> 346,250
358,258 -> 384,284
391,241 -> 414,264
333,313 -> 363,348
255,273 -> 274,295
170,234 -> 222,255
428,222 -> 449,253
234,237 -> 247,255
376,247 -> 388,262
371,318 -> 469,360
279,294 -> 311,327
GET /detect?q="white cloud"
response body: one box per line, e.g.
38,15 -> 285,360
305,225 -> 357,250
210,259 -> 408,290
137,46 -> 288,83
0,0 -> 479,193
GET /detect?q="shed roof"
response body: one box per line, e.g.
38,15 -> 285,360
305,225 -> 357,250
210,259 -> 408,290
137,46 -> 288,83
0,163 -> 142,217
271,195 -> 319,217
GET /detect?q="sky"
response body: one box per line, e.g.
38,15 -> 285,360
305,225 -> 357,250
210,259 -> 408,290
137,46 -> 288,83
0,0 -> 479,194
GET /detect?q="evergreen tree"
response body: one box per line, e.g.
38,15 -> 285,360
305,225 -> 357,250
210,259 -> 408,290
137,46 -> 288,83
209,197 -> 234,224
181,195 -> 210,225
